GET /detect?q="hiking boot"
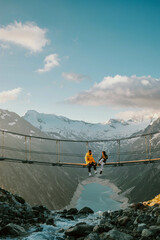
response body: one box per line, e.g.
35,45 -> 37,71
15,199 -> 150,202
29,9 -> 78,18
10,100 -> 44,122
89,172 -> 91,177
100,170 -> 102,174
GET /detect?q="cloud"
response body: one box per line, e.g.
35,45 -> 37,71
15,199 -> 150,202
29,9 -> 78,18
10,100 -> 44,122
67,75 -> 160,110
0,21 -> 49,52
62,72 -> 89,83
0,88 -> 22,103
37,54 -> 60,73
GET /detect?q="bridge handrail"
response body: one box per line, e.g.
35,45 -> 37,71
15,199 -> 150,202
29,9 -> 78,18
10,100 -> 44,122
0,128 -> 160,143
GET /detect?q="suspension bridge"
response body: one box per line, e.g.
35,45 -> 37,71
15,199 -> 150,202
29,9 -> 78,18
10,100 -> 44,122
0,128 -> 160,168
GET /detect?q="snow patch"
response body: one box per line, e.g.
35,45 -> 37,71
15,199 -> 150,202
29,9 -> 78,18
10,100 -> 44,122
30,130 -> 35,134
8,122 -> 16,126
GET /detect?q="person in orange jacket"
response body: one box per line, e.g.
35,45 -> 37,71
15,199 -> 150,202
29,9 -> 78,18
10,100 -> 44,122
85,150 -> 97,176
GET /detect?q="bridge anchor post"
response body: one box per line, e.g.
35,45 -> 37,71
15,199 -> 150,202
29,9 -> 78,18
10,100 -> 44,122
117,139 -> 120,164
1,131 -> 4,158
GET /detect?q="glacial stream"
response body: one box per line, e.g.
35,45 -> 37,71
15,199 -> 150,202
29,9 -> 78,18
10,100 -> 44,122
5,180 -> 126,239
6,212 -> 102,240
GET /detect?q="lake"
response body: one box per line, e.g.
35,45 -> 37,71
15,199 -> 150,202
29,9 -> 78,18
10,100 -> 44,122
76,182 -> 122,212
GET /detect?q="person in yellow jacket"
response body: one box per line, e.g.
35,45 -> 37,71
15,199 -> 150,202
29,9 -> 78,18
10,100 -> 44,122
85,150 -> 97,176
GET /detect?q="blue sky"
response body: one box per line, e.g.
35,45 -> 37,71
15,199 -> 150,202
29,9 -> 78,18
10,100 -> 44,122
0,0 -> 160,123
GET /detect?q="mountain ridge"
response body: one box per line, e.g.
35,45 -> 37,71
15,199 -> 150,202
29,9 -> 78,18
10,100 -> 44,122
23,110 -> 153,140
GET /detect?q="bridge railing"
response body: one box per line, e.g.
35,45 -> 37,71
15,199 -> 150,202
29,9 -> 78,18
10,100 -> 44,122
0,129 -> 160,166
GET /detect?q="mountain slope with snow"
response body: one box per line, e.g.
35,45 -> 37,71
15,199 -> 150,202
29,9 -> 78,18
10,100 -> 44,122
0,109 -> 87,210
104,116 -> 160,203
23,110 -> 153,140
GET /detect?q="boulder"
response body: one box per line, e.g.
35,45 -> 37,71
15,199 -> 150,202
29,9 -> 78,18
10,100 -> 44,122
157,215 -> 160,224
0,223 -> 26,237
141,229 -> 153,237
32,205 -> 50,214
152,206 -> 160,215
93,224 -> 106,233
104,222 -> 114,231
149,225 -> 160,234
84,232 -> 100,240
118,216 -> 129,226
136,213 -> 151,224
14,195 -> 25,204
137,223 -> 147,232
67,208 -> 78,215
65,223 -> 93,237
78,207 -> 94,215
63,215 -> 74,220
129,202 -> 146,210
62,209 -> 67,214
100,229 -> 133,240
46,217 -> 55,226
103,211 -> 111,218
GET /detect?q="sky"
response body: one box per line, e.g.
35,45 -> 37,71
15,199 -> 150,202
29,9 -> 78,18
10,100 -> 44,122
0,0 -> 160,123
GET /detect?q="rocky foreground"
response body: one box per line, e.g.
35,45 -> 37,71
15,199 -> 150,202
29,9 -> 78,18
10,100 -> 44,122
0,187 -> 160,239
64,203 -> 160,240
0,187 -> 55,238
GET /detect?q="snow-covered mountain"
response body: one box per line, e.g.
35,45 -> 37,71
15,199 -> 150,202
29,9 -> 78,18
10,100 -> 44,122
0,109 -> 43,136
23,110 -> 154,140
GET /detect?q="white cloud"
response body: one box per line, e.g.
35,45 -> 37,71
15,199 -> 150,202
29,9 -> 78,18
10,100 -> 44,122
0,21 -> 49,52
94,75 -> 129,89
62,72 -> 89,83
37,54 -> 60,73
67,75 -> 160,110
0,88 -> 21,103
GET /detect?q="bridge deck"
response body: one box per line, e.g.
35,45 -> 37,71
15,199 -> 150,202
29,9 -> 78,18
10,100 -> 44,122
0,157 -> 160,167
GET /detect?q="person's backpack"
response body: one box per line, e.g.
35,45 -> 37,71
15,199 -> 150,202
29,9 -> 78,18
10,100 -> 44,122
103,153 -> 108,163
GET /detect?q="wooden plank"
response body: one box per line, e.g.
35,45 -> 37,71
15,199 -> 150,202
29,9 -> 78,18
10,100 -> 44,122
60,162 -> 87,166
59,158 -> 160,166
104,158 -> 160,165
2,157 -> 160,167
